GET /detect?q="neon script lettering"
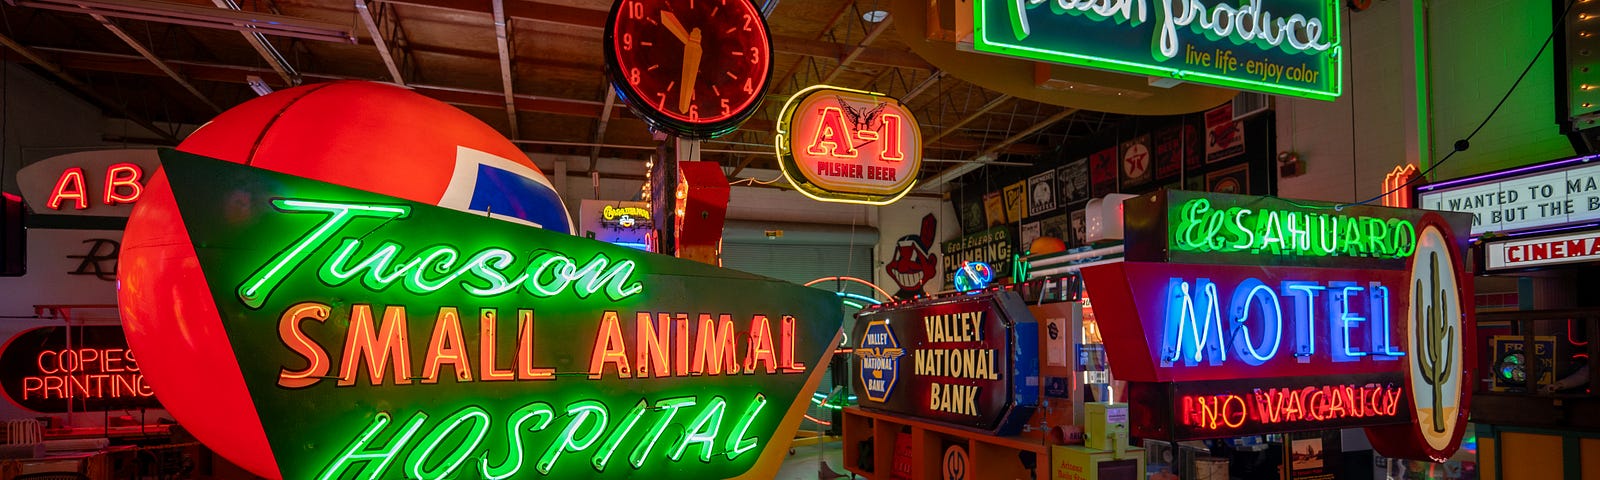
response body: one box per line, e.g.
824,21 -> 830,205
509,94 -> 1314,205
1181,383 -> 1403,431
1008,0 -> 1334,61
318,393 -> 768,479
237,199 -> 644,309
1164,277 -> 1405,367
1172,198 -> 1418,259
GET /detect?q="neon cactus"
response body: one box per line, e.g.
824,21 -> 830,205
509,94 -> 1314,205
1413,251 -> 1455,433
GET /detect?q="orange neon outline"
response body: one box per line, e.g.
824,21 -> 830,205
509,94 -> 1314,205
673,314 -> 691,377
636,313 -> 671,378
479,309 -> 516,381
805,106 -> 860,158
1221,395 -> 1248,428
779,315 -> 806,373
588,311 -> 633,379
422,307 -> 473,383
744,315 -> 778,374
516,309 -> 554,380
102,162 -> 144,205
878,113 -> 904,161
1381,164 -> 1418,208
278,302 -> 332,388
338,304 -> 413,386
691,314 -> 740,376
48,167 -> 88,210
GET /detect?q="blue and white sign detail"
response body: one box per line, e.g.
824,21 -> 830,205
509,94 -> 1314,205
856,320 -> 903,403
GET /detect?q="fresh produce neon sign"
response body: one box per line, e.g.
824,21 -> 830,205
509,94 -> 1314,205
974,0 -> 1342,100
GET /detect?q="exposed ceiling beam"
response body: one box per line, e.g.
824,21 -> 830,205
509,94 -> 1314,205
0,33 -> 177,143
211,0 -> 299,85
489,0 -> 517,137
15,0 -> 353,42
355,0 -> 406,85
587,89 -> 616,173
900,69 -> 942,103
84,11 -> 222,112
19,46 -> 1050,157
379,0 -> 932,70
923,94 -> 1011,146
820,15 -> 891,85
918,108 -> 1077,192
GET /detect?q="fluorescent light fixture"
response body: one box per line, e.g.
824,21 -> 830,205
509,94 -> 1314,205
245,75 -> 273,96
10,0 -> 354,43
862,10 -> 888,22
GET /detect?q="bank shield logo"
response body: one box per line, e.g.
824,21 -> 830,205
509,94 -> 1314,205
856,320 -> 903,403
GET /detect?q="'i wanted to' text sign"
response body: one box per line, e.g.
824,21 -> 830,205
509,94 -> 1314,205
1417,156 -> 1600,236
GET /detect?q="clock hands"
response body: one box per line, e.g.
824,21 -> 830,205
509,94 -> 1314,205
661,10 -> 690,43
661,10 -> 701,114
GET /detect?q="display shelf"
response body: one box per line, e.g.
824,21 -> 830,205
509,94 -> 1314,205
842,407 -> 1049,480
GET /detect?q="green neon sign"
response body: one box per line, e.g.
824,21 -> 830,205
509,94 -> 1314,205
1171,197 -> 1418,260
973,0 -> 1343,101
157,150 -> 843,479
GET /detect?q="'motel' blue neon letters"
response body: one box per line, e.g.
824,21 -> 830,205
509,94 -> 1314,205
1162,278 -> 1406,367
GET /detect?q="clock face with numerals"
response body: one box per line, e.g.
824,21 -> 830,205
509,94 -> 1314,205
604,0 -> 773,139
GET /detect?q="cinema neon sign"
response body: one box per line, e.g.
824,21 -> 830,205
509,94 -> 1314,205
776,85 -> 921,205
122,151 -> 844,480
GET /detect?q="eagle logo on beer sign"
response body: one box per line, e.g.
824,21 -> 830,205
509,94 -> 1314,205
856,320 -> 903,403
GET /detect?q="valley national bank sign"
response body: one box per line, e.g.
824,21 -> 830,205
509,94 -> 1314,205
973,0 -> 1342,101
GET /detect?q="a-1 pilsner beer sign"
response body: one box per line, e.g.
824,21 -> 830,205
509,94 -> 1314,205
776,85 -> 921,205
121,150 -> 843,479
972,0 -> 1342,101
851,291 -> 1039,435
1084,191 -> 1473,462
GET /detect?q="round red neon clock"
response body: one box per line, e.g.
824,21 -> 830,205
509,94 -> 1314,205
604,0 -> 773,139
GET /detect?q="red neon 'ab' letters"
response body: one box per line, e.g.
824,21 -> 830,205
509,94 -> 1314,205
103,163 -> 144,205
46,163 -> 146,210
48,167 -> 88,210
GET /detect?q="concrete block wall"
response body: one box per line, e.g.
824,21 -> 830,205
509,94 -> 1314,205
1277,0 -> 1577,203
